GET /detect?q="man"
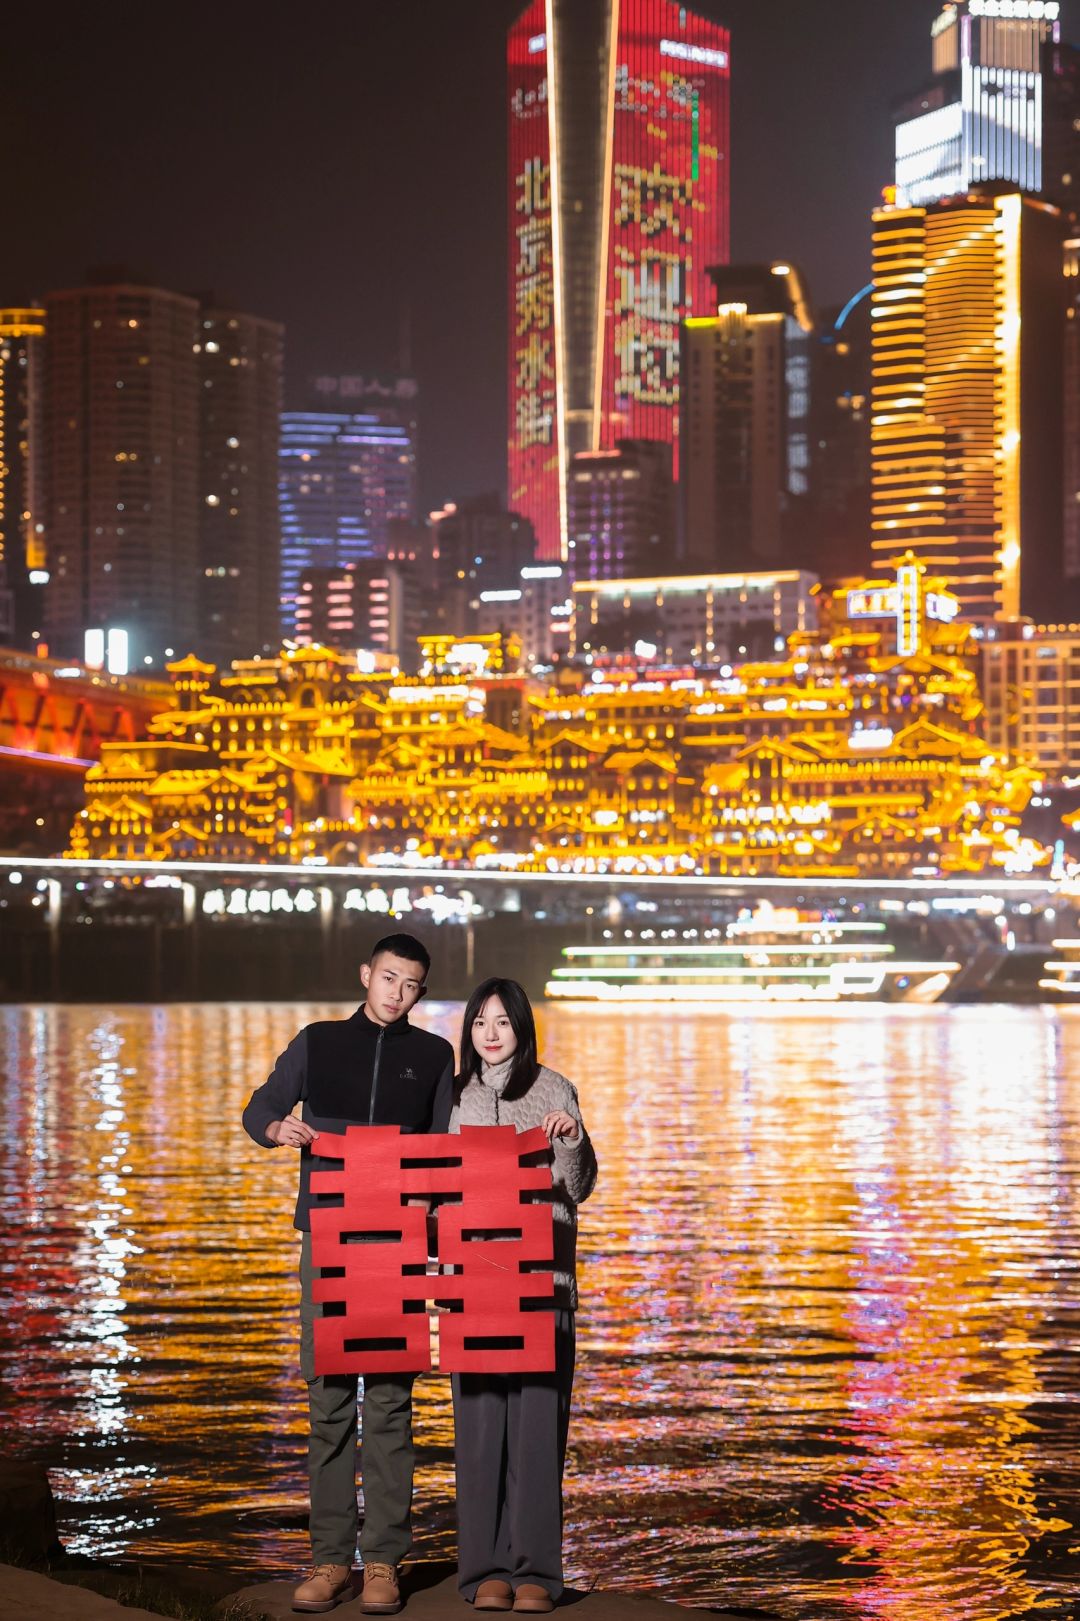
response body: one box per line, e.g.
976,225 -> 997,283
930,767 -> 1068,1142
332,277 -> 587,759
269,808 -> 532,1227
243,933 -> 454,1616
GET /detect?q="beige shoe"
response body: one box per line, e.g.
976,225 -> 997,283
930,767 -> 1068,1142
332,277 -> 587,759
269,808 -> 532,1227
512,1586 -> 554,1614
292,1562 -> 356,1613
474,1579 -> 514,1611
361,1561 -> 402,1615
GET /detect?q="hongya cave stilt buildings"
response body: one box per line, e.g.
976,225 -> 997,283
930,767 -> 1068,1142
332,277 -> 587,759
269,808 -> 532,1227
68,575 -> 1045,879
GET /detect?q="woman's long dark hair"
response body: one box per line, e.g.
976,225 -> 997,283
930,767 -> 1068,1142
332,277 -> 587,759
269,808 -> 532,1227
458,977 -> 539,1101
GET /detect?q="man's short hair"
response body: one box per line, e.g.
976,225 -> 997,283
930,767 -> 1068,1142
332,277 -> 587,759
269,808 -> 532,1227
369,932 -> 431,977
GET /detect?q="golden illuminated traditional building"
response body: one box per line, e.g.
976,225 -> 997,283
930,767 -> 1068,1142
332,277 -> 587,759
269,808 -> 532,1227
68,566 -> 1044,879
870,190 -> 1064,623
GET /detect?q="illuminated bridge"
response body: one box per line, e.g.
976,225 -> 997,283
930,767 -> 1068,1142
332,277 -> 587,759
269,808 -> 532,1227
0,647 -> 171,772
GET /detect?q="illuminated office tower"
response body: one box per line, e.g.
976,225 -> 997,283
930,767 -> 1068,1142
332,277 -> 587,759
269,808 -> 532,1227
680,263 -> 813,574
197,307 -> 284,664
293,560 -> 406,659
982,623 -> 1080,778
571,566 -> 818,663
427,494 -> 537,633
279,376 -> 418,634
0,308 -> 46,646
895,0 -> 1080,214
44,277 -> 200,665
567,438 -> 674,582
508,0 -> 730,559
870,190 -> 1064,621
472,563 -> 569,665
1060,226 -> 1080,606
430,494 -> 536,591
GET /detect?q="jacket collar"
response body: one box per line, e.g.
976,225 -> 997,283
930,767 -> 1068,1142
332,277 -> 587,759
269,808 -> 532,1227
351,1005 -> 411,1038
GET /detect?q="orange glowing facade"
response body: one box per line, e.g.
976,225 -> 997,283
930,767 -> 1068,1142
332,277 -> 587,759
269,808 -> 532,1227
870,190 -> 1064,623
508,0 -> 730,559
69,567 -> 1041,879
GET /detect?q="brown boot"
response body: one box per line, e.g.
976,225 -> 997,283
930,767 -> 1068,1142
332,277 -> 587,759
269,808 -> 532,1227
361,1562 -> 402,1615
474,1579 -> 514,1611
292,1563 -> 355,1613
512,1587 -> 554,1614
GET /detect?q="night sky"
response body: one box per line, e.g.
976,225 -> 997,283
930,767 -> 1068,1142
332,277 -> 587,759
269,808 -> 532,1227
9,1 -> 1079,509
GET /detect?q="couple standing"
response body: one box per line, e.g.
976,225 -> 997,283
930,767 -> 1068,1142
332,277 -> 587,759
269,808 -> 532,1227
243,933 -> 598,1616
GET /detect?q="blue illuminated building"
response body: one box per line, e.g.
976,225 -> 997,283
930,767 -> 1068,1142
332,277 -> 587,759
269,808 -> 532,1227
279,375 -> 418,633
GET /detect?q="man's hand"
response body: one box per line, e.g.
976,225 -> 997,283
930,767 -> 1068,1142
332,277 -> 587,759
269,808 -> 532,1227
542,1110 -> 579,1143
266,1116 -> 317,1149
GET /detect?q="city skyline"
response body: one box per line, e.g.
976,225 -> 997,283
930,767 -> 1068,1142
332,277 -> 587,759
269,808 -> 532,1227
9,12 -> 1080,1614
13,1 -> 1071,512
7,0 -> 1080,665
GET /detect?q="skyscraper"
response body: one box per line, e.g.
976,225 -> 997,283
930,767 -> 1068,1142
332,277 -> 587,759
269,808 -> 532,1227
427,493 -> 537,632
430,494 -> 537,590
870,190 -> 1064,621
810,289 -> 872,580
894,0 -> 1080,214
680,263 -> 813,574
279,376 -> 418,632
567,439 -> 674,581
1065,235 -> 1080,588
0,307 -> 46,647
293,560 -> 407,660
508,0 -> 730,559
197,306 -> 284,665
44,277 -> 200,665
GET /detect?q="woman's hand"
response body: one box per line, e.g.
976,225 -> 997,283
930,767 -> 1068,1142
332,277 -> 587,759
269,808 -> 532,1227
542,1110 -> 579,1144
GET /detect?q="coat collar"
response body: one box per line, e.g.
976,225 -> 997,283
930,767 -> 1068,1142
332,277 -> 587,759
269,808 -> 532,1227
351,1005 -> 411,1038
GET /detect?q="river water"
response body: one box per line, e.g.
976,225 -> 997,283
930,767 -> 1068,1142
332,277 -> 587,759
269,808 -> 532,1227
3,1001 -> 1080,1619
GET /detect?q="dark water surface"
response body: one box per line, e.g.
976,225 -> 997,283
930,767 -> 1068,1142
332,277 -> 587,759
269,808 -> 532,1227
3,1002 -> 1080,1619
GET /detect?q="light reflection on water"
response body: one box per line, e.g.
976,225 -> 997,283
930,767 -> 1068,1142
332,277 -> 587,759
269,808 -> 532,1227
3,1001 -> 1080,1617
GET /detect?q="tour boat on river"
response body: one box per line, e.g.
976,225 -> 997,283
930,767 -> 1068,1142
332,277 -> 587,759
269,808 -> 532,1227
544,905 -> 961,1004
1038,937 -> 1080,998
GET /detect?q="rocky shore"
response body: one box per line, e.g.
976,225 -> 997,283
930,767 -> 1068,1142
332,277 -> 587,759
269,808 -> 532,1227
0,1462 -> 780,1621
0,1564 -> 782,1621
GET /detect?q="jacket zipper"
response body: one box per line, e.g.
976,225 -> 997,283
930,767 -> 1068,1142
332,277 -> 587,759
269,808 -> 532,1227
368,1029 -> 385,1124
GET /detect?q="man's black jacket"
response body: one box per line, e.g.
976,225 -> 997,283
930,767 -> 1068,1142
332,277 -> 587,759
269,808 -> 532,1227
242,1005 -> 455,1230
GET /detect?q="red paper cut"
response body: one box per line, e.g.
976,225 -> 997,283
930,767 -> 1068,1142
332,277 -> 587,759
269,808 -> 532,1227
308,1126 -> 432,1375
436,1125 -> 557,1375
308,1125 -> 556,1376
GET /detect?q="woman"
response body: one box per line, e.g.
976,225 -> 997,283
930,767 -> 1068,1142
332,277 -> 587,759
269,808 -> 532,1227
450,977 -> 597,1614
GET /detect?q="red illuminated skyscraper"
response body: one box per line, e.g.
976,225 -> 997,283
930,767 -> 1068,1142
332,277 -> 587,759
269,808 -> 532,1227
508,0 -> 730,560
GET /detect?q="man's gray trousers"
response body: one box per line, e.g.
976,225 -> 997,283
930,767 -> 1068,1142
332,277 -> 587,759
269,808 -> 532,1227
299,1231 -> 416,1567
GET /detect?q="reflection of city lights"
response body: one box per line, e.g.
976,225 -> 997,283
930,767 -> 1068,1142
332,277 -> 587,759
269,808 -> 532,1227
8,990 -> 1076,1595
